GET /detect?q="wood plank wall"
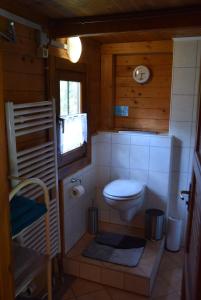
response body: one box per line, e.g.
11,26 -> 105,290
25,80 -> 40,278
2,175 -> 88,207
0,51 -> 14,300
100,40 -> 173,132
0,17 -> 101,153
0,15 -> 101,297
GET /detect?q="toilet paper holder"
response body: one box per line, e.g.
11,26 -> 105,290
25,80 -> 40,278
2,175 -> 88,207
71,178 -> 81,184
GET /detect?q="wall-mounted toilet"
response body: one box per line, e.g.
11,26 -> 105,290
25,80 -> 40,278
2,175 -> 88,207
103,179 -> 145,222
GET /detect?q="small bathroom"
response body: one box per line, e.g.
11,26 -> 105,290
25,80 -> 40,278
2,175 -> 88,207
1,3 -> 201,300
61,39 -> 200,299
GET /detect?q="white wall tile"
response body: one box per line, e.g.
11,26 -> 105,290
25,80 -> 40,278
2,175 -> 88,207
194,67 -> 201,95
129,169 -> 148,184
96,142 -> 111,166
193,95 -> 199,122
91,134 -> 97,144
188,147 -> 195,175
96,166 -> 110,188
83,168 -> 96,196
96,132 -> 111,143
112,133 -> 131,144
170,172 -> 188,196
172,68 -> 196,95
150,136 -> 172,148
130,145 -> 149,170
95,188 -> 108,209
148,171 -> 169,197
169,39 -> 200,241
111,143 -> 130,168
173,40 -> 197,67
92,143 -> 97,164
190,122 -> 197,148
170,95 -> 194,122
130,134 -> 150,146
146,191 -> 167,211
172,147 -> 190,173
169,121 -> 192,147
149,147 -> 171,172
110,167 -> 130,181
196,40 -> 201,66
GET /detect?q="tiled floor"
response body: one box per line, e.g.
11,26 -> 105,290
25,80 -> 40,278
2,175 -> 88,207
63,223 -> 165,296
61,249 -> 183,300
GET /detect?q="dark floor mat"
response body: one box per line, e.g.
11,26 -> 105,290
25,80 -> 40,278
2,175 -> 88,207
82,232 -> 146,267
95,231 -> 146,249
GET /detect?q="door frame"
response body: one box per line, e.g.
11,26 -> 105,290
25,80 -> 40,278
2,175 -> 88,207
0,51 -> 14,299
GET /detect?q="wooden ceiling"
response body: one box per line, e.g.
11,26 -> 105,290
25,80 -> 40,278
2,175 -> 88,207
14,0 -> 201,19
2,0 -> 201,42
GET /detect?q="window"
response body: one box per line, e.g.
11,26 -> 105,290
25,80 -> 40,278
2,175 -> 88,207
55,60 -> 90,179
59,81 -> 87,154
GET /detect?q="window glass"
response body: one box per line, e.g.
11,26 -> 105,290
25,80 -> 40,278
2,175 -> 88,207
60,80 -> 80,116
59,80 -> 87,154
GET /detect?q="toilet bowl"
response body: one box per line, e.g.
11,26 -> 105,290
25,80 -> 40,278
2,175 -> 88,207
103,179 -> 145,222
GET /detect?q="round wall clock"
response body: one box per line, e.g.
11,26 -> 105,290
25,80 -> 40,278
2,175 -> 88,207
133,65 -> 150,84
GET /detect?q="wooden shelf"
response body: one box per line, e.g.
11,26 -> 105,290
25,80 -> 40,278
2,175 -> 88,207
13,243 -> 47,297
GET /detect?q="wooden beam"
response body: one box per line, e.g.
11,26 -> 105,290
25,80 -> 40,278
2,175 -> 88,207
0,52 -> 14,300
49,6 -> 201,38
101,40 -> 173,55
0,0 -> 48,28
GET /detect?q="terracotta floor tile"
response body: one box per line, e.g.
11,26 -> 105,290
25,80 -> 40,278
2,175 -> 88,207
61,288 -> 75,300
151,277 -> 176,299
152,291 -> 181,300
164,250 -> 184,268
161,267 -> 183,286
159,253 -> 178,271
106,287 -> 147,300
76,289 -> 111,300
71,278 -> 103,297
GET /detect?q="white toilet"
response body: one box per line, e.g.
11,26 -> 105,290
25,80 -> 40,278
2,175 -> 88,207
103,179 -> 145,222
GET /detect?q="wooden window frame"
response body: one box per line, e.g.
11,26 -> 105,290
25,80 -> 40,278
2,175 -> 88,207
54,57 -> 91,179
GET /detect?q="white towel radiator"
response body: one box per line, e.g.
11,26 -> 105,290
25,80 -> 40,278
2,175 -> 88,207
5,100 -> 60,258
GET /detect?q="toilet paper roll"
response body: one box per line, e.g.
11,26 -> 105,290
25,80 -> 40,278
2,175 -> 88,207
71,185 -> 85,198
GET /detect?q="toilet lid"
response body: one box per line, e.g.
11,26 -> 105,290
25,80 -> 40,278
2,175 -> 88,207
103,179 -> 144,199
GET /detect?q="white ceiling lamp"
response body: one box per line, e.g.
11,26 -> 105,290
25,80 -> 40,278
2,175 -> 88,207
65,37 -> 82,63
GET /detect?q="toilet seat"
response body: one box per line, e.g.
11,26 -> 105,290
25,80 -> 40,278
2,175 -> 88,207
103,179 -> 144,200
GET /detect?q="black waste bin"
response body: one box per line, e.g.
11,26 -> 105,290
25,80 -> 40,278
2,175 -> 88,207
145,209 -> 165,240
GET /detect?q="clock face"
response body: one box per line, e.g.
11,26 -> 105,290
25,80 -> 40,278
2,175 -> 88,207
133,65 -> 150,84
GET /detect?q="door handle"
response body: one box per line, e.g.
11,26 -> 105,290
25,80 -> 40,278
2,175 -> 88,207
180,190 -> 190,200
180,190 -> 191,207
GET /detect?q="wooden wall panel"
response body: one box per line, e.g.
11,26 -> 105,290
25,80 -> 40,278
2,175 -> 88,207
0,52 -> 14,300
0,15 -> 101,296
100,54 -> 114,130
100,40 -> 173,133
101,40 -> 172,55
115,51 -> 172,132
1,18 -> 101,141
